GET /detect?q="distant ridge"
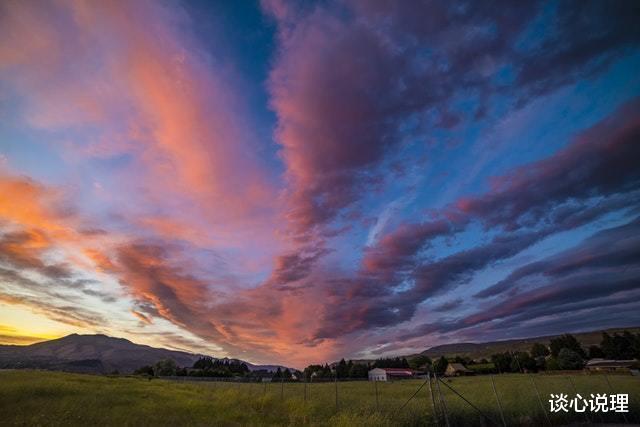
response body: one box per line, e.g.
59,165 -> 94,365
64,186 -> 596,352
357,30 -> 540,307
0,334 -> 289,374
418,327 -> 640,359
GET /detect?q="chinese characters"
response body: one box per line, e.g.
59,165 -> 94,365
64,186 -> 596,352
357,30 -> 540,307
549,393 -> 629,413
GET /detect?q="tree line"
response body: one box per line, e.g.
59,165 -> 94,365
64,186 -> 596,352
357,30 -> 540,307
134,357 -> 253,378
299,330 -> 640,378
302,357 -> 413,380
134,330 -> 640,378
483,331 -> 640,374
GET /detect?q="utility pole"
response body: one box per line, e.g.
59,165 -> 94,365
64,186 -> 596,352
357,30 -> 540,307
428,372 -> 438,426
434,373 -> 450,427
334,369 -> 339,411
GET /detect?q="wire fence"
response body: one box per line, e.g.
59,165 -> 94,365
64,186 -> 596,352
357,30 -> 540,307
162,372 -> 639,426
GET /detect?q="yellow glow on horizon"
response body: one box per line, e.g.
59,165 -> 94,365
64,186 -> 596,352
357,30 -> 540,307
0,303 -> 83,345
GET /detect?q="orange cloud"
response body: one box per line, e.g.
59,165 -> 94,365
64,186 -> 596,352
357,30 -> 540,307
0,1 -> 337,367
130,309 -> 153,325
2,1 -> 280,247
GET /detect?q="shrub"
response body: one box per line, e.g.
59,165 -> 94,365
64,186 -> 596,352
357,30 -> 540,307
556,348 -> 584,370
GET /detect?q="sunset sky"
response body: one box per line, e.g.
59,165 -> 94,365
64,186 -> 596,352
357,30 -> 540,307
0,0 -> 639,368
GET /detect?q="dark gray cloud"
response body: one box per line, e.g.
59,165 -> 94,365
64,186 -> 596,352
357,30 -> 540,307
269,0 -> 640,241
311,100 -> 640,340
398,217 -> 640,341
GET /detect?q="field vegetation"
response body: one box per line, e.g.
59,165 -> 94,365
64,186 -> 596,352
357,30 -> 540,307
1,370 -> 639,426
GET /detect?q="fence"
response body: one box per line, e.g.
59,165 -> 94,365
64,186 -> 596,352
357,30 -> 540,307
161,372 -> 639,426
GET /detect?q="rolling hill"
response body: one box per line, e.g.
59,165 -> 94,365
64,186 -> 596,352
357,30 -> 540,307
0,334 -> 287,374
418,327 -> 640,360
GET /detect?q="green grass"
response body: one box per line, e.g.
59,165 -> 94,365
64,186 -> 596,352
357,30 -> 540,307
1,370 -> 639,426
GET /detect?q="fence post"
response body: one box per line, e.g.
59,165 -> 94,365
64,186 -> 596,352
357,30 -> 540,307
428,372 -> 438,426
304,379 -> 307,402
281,375 -> 284,400
530,375 -> 551,427
335,371 -> 339,412
511,350 -> 524,374
434,373 -> 450,427
490,375 -> 507,427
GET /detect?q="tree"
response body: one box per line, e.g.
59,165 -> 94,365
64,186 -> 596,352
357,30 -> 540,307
283,368 -> 292,380
545,358 -> 560,371
193,357 -> 215,370
409,355 -> 432,371
348,363 -> 369,378
491,352 -> 513,373
134,365 -> 154,376
453,355 -> 472,365
601,332 -> 638,360
556,348 -> 584,370
549,334 -> 585,358
511,351 -> 537,372
153,359 -> 178,376
433,356 -> 448,375
531,343 -> 550,358
630,332 -> 640,358
303,364 -> 326,380
588,345 -> 604,359
601,332 -> 615,358
273,367 -> 282,379
336,359 -> 349,378
322,364 -> 332,378
373,357 -> 411,369
534,356 -> 546,371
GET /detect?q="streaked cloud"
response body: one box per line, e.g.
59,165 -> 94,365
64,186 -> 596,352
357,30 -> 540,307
1,0 -> 638,366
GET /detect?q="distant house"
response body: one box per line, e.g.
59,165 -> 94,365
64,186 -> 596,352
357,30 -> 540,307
368,368 -> 416,381
585,359 -> 636,372
445,363 -> 474,376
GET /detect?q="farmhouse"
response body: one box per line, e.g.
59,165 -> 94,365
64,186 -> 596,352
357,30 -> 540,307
368,367 -> 416,381
445,363 -> 474,376
585,359 -> 636,372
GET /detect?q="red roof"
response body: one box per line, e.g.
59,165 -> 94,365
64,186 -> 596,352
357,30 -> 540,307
381,368 -> 415,375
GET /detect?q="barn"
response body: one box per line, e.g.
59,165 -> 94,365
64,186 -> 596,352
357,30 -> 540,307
368,367 -> 416,381
585,359 -> 636,372
445,363 -> 474,376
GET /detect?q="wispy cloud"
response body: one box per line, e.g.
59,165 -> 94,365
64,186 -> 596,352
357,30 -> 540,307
0,0 -> 638,366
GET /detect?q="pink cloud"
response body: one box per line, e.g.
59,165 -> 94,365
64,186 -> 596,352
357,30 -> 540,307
1,0 -> 280,248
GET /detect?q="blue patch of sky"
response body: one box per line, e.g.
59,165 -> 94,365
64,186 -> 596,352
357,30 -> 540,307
418,52 -> 640,213
486,53 -> 640,180
0,127 -> 68,186
513,0 -> 558,53
180,0 -> 282,174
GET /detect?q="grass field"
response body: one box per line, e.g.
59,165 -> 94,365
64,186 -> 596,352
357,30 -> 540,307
1,370 -> 638,426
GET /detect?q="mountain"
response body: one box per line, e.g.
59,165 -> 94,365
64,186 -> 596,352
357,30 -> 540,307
0,334 -> 288,374
418,327 -> 640,360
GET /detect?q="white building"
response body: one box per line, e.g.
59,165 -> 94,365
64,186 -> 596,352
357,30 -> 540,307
368,367 -> 416,381
369,368 -> 387,381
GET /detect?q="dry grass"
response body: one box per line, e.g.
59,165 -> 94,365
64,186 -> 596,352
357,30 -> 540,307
1,370 -> 638,426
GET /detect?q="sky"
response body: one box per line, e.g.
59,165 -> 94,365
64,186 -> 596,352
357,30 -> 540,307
0,0 -> 639,368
